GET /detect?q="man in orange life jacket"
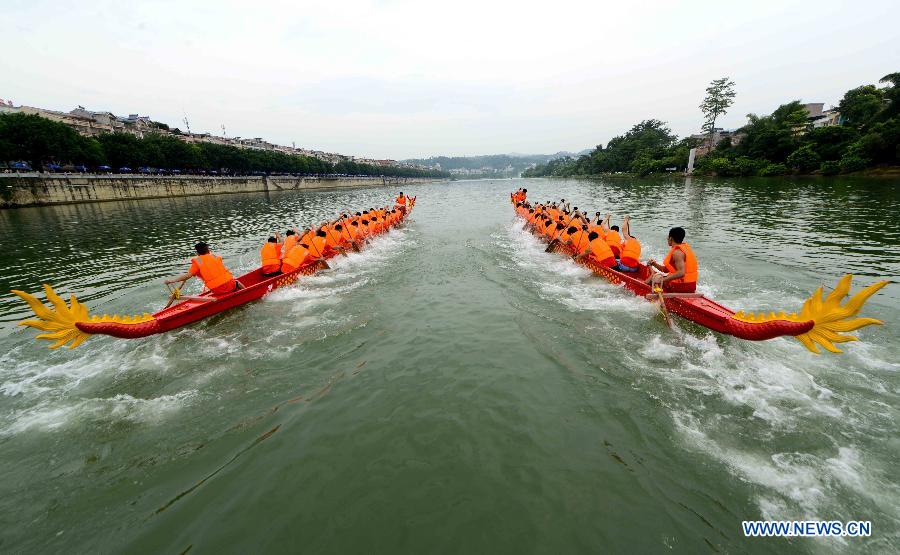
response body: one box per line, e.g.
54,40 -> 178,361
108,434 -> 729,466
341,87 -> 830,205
646,226 -> 699,293
396,192 -> 407,214
165,242 -> 242,295
616,215 -> 642,273
260,233 -> 282,276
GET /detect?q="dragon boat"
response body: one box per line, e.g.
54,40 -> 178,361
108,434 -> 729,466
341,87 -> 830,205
13,199 -> 415,349
512,199 -> 887,354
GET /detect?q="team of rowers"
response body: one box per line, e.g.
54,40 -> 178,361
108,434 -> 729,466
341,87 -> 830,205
512,188 -> 699,293
164,193 -> 413,296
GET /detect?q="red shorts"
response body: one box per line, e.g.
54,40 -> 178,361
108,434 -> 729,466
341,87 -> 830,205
211,279 -> 237,295
262,264 -> 281,275
663,281 -> 696,293
590,255 -> 616,268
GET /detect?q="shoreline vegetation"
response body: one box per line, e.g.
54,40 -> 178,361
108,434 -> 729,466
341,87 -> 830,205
0,113 -> 449,179
524,73 -> 899,179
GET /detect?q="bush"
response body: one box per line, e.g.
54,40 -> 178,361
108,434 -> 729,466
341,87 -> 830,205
705,157 -> 735,175
838,141 -> 872,173
758,163 -> 788,176
732,156 -> 765,176
839,153 -> 870,173
786,144 -> 822,172
820,160 -> 841,175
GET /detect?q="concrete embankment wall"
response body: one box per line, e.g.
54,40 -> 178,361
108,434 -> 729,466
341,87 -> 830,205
0,174 -> 443,208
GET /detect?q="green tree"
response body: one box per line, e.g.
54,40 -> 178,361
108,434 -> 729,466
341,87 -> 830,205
786,144 -> 822,171
734,101 -> 808,162
699,77 -> 736,148
839,85 -> 884,127
804,126 -> 858,161
0,113 -> 86,168
879,72 -> 900,118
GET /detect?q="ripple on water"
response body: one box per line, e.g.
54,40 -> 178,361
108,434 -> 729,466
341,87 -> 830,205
1,390 -> 197,437
500,210 -> 899,550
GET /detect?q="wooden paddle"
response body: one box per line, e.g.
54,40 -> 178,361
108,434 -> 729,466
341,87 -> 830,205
653,286 -> 673,328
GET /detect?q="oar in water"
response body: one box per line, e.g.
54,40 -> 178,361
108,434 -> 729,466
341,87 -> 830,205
653,286 -> 673,328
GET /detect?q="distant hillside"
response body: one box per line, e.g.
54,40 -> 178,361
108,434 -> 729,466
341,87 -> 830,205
403,152 -> 585,177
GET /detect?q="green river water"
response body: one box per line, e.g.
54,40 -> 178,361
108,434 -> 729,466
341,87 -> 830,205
0,177 -> 897,553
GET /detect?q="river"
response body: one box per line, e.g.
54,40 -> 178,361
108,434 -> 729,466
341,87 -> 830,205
0,177 -> 897,553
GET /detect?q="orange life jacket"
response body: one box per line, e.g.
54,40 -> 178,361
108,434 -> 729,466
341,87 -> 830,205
282,244 -> 311,271
323,227 -> 341,248
283,235 -> 298,254
310,235 -> 328,257
605,230 -> 622,256
570,230 -> 588,253
663,243 -> 698,284
191,253 -> 233,290
620,237 -> 641,267
260,241 -> 282,270
300,230 -> 315,248
588,237 -> 614,263
396,195 -> 406,205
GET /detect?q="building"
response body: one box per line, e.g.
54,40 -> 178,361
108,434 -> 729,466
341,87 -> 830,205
811,108 -> 842,128
691,128 -> 745,156
1,100 -> 405,169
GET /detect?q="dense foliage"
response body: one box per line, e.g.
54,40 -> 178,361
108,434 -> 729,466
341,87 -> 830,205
523,120 -> 698,177
525,73 -> 899,177
0,113 -> 447,178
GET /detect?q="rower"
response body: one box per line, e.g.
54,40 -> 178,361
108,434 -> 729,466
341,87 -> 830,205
310,228 -> 330,258
281,241 -> 312,273
646,227 -> 698,293
571,224 -> 591,255
574,231 -> 616,268
396,192 -> 407,213
260,233 -> 282,276
602,214 -> 622,259
283,229 -> 299,254
165,242 -> 242,296
616,216 -> 641,273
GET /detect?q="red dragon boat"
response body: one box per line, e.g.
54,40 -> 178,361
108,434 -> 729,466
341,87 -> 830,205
13,199 -> 415,349
512,198 -> 887,354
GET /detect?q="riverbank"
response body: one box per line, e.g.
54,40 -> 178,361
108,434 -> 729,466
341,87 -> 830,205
521,165 -> 900,179
0,174 -> 444,208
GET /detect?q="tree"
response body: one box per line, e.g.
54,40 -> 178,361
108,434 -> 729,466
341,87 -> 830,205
734,101 -> 808,162
699,77 -> 736,149
786,144 -> 822,172
839,85 -> 884,127
879,72 -> 900,119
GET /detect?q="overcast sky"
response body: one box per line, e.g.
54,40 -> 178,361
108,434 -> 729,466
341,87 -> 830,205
3,0 -> 898,159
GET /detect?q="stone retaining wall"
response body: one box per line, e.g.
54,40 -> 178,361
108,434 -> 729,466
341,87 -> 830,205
0,174 -> 442,208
